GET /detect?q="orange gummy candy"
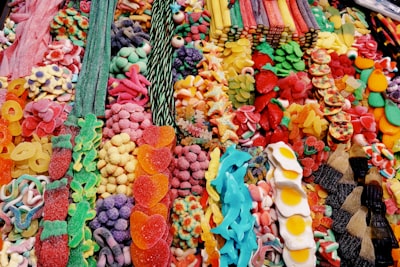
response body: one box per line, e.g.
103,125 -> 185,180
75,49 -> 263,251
0,158 -> 12,185
132,202 -> 169,220
130,210 -> 166,250
0,123 -> 12,148
137,144 -> 172,174
133,173 -> 169,208
141,125 -> 176,148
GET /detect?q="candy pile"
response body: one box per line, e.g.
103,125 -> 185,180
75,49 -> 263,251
1,0 -> 400,266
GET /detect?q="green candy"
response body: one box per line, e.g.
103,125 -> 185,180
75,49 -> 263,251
385,99 -> 400,126
368,92 -> 385,107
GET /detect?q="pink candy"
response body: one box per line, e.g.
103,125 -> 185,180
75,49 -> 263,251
22,99 -> 72,137
170,145 -> 209,199
103,103 -> 152,142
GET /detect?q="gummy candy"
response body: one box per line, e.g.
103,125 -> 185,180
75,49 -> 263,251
1,100 -> 23,122
130,210 -> 166,250
130,238 -> 170,267
132,202 -> 169,220
141,125 -> 176,148
0,158 -> 12,185
133,173 -> 169,207
137,144 -> 172,174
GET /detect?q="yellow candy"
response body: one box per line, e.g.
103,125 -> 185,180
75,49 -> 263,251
1,100 -> 23,122
8,121 -> 22,136
29,151 -> 50,173
10,142 -> 39,161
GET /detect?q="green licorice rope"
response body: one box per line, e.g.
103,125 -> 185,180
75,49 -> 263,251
147,0 -> 176,128
73,0 -> 117,118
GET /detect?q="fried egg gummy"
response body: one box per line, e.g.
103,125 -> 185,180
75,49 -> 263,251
266,142 -> 316,267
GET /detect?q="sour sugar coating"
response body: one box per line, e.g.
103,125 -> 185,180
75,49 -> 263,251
90,194 -> 134,245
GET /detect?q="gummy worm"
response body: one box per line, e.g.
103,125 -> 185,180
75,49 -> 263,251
10,204 -> 43,230
93,227 -> 124,266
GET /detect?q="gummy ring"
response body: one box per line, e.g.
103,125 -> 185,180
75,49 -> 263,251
241,67 -> 254,76
7,78 -> 26,97
29,151 -> 50,173
0,142 -> 15,159
8,121 -> 22,136
1,100 -> 23,122
0,124 -> 12,147
10,142 -> 39,161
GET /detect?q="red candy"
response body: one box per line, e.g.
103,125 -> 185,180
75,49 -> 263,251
133,174 -> 169,208
255,70 -> 278,94
140,125 -> 176,148
43,186 -> 69,221
130,239 -> 170,267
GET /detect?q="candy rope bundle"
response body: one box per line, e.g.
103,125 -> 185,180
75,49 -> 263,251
147,0 -> 176,127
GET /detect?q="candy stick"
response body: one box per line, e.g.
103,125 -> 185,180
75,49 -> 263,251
289,0 -> 308,34
219,0 -> 232,33
277,0 -> 296,33
211,0 -> 224,33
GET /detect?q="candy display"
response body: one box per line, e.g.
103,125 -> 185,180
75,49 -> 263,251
1,0 -> 400,266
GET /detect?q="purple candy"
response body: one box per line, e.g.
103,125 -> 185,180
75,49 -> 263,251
114,194 -> 128,209
119,206 -> 132,219
103,197 -> 115,210
114,218 -> 128,231
98,211 -> 109,224
107,208 -> 119,220
111,229 -> 131,243
89,218 -> 101,230
106,219 -> 116,227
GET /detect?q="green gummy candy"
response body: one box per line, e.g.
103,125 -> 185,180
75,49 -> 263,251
46,178 -> 68,191
282,61 -> 292,70
128,52 -> 139,63
385,99 -> 400,126
293,60 -> 306,71
136,47 -> 147,58
368,92 -> 385,108
274,55 -> 285,62
41,220 -> 68,240
118,47 -> 132,57
51,134 -> 72,149
115,57 -> 129,69
275,48 -> 285,56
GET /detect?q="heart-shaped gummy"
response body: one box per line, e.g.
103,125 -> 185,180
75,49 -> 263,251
130,238 -> 170,267
132,202 -> 169,220
130,210 -> 166,250
137,144 -> 172,174
133,173 -> 169,207
141,125 -> 176,148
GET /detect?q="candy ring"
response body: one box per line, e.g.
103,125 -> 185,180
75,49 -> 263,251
28,152 -> 50,173
7,78 -> 26,97
241,67 -> 255,76
10,142 -> 39,161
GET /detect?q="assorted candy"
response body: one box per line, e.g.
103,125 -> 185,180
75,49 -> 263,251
1,0 -> 400,266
